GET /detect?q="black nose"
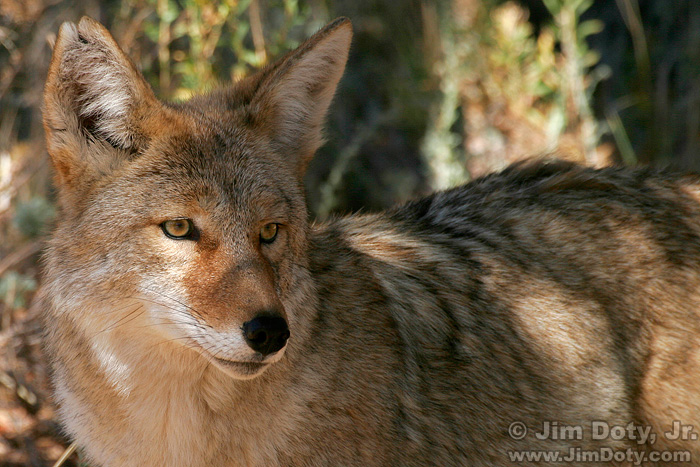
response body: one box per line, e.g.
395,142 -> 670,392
242,315 -> 290,356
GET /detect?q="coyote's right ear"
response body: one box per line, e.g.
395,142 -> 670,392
243,18 -> 352,176
43,17 -> 167,191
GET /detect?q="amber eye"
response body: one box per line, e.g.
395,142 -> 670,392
260,223 -> 279,244
161,219 -> 195,239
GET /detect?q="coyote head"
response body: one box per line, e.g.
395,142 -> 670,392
43,17 -> 352,379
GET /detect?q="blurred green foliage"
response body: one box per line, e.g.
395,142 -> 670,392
132,0 -> 312,98
423,0 -> 614,179
13,196 -> 55,239
0,270 -> 36,310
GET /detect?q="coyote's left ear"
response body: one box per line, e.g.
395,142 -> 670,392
247,18 -> 352,175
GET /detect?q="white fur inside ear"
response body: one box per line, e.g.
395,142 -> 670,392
58,21 -> 139,148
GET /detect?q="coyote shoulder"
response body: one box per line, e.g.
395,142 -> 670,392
42,16 -> 700,467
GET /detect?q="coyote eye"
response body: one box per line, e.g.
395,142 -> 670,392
161,219 -> 195,239
260,223 -> 279,244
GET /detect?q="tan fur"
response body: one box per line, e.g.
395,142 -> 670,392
42,17 -> 700,466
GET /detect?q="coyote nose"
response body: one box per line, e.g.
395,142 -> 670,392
242,315 -> 290,356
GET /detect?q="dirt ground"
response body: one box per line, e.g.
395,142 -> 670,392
0,291 -> 81,467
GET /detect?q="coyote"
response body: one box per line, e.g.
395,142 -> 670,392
42,16 -> 700,467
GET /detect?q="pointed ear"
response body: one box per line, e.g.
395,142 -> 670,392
247,18 -> 352,175
43,17 -> 162,190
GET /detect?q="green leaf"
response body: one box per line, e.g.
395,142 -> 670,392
583,50 -> 601,68
578,19 -> 604,39
575,0 -> 595,16
541,0 -> 562,16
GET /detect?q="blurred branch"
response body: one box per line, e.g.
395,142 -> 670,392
157,0 -> 172,92
421,2 -> 469,189
615,0 -> 651,100
545,0 -> 605,165
51,442 -> 77,467
605,102 -> 637,166
249,0 -> 267,64
0,241 -> 42,277
116,5 -> 154,53
317,110 -> 396,218
561,9 -> 595,164
0,26 -> 23,101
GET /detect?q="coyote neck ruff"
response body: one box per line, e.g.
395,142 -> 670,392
43,16 -> 700,467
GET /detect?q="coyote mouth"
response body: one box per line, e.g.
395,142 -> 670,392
210,356 -> 271,378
